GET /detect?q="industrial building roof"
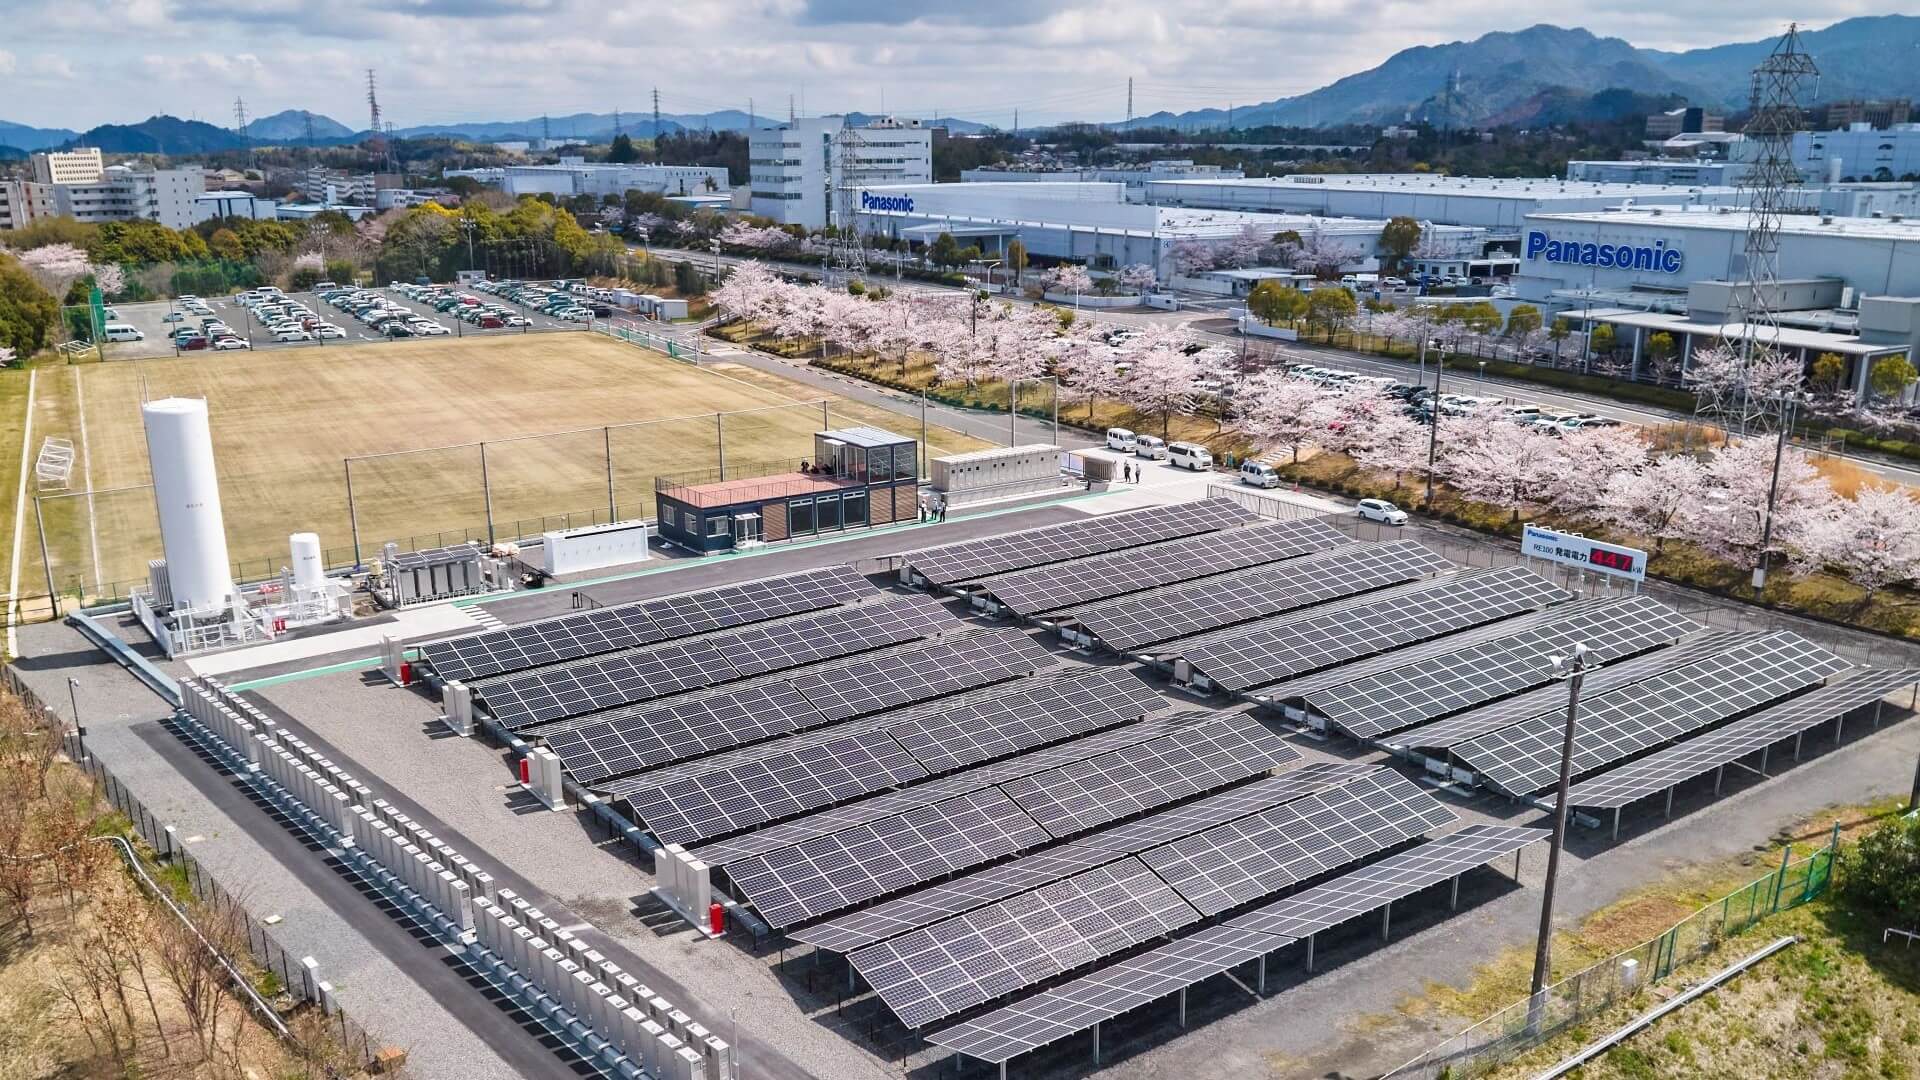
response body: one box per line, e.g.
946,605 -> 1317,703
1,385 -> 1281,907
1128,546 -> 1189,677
1528,205 -> 1920,241
1146,173 -> 1745,200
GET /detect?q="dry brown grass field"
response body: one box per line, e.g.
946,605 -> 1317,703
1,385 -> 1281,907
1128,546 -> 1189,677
2,332 -> 987,608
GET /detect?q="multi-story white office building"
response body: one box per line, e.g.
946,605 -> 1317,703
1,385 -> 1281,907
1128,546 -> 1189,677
749,116 -> 933,231
1784,123 -> 1920,182
52,165 -> 206,229
31,147 -> 104,186
0,180 -> 56,231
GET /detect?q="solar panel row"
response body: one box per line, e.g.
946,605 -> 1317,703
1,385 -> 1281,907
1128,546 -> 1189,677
898,499 -> 1257,585
419,563 -> 872,682
1567,667 -> 1920,809
972,518 -> 1350,616
1453,631 -> 1851,796
1310,597 -> 1699,738
925,824 -> 1549,1063
477,595 -> 956,729
546,628 -> 1053,786
1178,566 -> 1569,693
1074,541 -> 1455,652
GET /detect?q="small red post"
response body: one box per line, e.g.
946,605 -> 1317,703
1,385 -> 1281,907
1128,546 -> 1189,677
519,758 -> 531,784
708,902 -> 725,935
398,661 -> 412,686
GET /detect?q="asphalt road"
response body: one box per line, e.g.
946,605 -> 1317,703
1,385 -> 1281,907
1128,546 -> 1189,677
637,243 -> 1920,488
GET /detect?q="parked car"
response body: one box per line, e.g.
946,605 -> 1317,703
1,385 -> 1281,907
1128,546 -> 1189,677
1168,441 -> 1213,471
212,336 -> 250,351
1240,461 -> 1280,488
1356,498 -> 1408,525
1106,427 -> 1137,453
1134,435 -> 1168,460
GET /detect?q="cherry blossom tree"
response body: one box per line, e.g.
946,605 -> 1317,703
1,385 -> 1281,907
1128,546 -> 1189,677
1685,340 -> 1805,433
1051,322 -> 1118,421
1169,239 -> 1216,276
1793,485 -> 1920,603
0,347 -> 15,368
1044,265 -> 1094,306
720,221 -> 794,252
1319,385 -> 1393,457
1277,226 -> 1356,279
17,244 -> 91,297
1351,411 -> 1430,488
1117,324 -> 1202,439
710,260 -> 787,322
1545,425 -> 1648,515
90,263 -> 125,297
1116,264 -> 1158,295
1598,454 -> 1709,550
1444,421 -> 1562,520
1678,434 -> 1833,570
1218,225 -> 1272,270
1236,371 -> 1332,463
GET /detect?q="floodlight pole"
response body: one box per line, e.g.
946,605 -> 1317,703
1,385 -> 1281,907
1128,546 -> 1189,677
1528,643 -> 1590,1034
1422,337 -> 1443,507
67,677 -> 87,761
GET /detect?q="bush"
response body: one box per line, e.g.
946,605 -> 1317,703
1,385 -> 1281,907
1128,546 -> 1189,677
1840,815 -> 1920,920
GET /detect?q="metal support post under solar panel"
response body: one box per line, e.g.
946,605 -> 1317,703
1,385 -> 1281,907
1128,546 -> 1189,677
1528,643 -> 1590,1034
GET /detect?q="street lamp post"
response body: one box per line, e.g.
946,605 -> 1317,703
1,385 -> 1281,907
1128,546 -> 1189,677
1423,339 -> 1444,507
66,676 -> 87,760
1753,392 -> 1797,592
1527,643 -> 1590,1033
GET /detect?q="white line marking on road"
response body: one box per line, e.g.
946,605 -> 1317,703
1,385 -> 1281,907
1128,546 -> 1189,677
8,369 -> 38,657
74,367 -> 103,591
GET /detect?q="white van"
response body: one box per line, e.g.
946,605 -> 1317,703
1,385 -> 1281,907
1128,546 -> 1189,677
1168,441 -> 1213,471
1134,434 -> 1168,460
1240,461 -> 1280,488
102,323 -> 144,343
1106,427 -> 1137,453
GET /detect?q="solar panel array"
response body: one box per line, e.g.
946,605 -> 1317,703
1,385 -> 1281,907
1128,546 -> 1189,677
972,518 -> 1350,616
1309,597 -> 1699,738
545,628 -> 1052,785
885,668 -> 1172,776
717,715 -> 1297,928
604,668 -> 1168,846
476,595 -> 955,729
1392,631 -> 1754,752
850,860 -> 1204,1029
898,498 -> 1257,585
1568,667 -> 1920,810
1453,632 -> 1852,796
419,564 -> 873,682
1139,770 -> 1458,916
792,764 -> 1382,955
926,824 -> 1549,1064
1074,541 -> 1455,652
1177,566 -> 1569,693
390,542 -> 482,571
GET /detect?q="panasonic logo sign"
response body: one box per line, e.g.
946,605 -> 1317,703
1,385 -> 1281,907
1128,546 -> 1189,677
860,192 -> 915,213
1525,231 -> 1683,274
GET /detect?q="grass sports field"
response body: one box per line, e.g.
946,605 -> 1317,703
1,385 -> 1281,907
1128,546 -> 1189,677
0,332 -> 989,615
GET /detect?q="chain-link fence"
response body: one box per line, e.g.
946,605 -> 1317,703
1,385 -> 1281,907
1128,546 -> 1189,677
1385,837 -> 1838,1080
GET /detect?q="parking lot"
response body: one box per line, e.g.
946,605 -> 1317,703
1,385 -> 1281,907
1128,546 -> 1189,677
92,285 -> 580,361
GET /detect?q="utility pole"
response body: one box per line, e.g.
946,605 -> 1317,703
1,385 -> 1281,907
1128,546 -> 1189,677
788,95 -> 795,123
1422,339 -> 1442,506
1126,78 -> 1133,123
652,87 -> 661,140
542,113 -> 551,147
1528,645 -> 1590,1034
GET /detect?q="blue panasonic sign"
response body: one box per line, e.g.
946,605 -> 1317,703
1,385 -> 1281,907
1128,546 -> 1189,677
1525,230 -> 1682,274
860,191 -> 915,213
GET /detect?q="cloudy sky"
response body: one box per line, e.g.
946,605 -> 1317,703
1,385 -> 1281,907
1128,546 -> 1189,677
0,0 -> 1885,131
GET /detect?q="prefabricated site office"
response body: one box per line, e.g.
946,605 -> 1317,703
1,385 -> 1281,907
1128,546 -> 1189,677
654,427 -> 921,553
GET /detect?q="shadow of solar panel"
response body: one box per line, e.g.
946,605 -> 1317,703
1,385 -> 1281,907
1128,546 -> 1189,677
1179,566 -> 1568,693
1453,631 -> 1853,797
1566,666 -> 1920,810
849,859 -> 1202,1029
418,563 -> 872,682
974,518 -> 1350,616
899,498 -> 1257,585
1076,540 -> 1455,651
1312,597 -> 1699,739
1140,770 -> 1456,916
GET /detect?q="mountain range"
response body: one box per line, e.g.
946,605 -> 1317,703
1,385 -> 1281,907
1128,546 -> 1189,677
1118,15 -> 1920,130
5,14 -> 1918,153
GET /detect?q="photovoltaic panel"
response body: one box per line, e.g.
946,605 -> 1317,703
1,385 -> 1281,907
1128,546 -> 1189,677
724,789 -> 1054,930
972,518 -> 1350,616
792,763 -> 1381,954
544,680 -> 826,786
1310,597 -> 1699,738
925,823 -> 1549,1064
1566,667 -> 1920,810
1000,713 -> 1298,838
787,628 -> 1057,724
899,498 -> 1257,585
1177,566 -> 1569,693
1140,770 -> 1457,916
1391,631 -> 1756,753
849,859 -> 1202,1029
1076,540 -> 1455,652
1453,631 -> 1852,797
885,667 -> 1168,775
476,595 -> 954,729
418,563 -> 872,682
927,921 -> 1287,1063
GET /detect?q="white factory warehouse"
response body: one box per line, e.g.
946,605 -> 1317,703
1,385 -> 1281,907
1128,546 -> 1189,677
851,181 -> 1478,281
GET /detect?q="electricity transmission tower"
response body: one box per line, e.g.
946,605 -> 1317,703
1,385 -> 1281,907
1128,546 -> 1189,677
824,121 -> 870,278
366,69 -> 389,170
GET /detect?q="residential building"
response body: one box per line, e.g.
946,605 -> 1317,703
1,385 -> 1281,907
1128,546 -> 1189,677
195,191 -> 280,220
52,165 -> 206,229
0,179 -> 55,231
300,166 -> 378,205
1813,99 -> 1913,131
1645,107 -> 1723,140
30,147 -> 104,186
749,116 -> 933,230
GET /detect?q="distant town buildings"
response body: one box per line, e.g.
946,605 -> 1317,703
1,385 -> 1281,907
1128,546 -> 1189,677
51,164 -> 207,230
30,147 -> 105,186
0,179 -> 56,231
1810,99 -> 1914,131
1644,107 -> 1724,140
446,159 -> 730,200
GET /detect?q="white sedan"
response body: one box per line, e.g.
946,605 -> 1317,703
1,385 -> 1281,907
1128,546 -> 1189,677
1356,498 -> 1409,526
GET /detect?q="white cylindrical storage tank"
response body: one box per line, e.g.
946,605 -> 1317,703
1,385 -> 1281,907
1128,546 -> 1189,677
289,532 -> 326,592
141,398 -> 234,611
